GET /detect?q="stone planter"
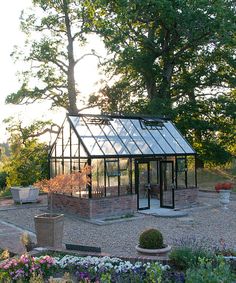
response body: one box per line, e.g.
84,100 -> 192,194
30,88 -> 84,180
11,186 -> 39,204
34,213 -> 64,248
135,244 -> 171,255
219,189 -> 231,209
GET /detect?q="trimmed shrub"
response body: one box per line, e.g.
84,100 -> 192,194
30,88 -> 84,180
139,228 -> 164,249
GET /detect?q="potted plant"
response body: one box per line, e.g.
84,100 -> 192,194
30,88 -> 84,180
135,228 -> 171,255
33,168 -> 89,248
215,182 -> 233,209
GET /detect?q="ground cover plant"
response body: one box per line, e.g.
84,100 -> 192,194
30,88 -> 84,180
0,254 -> 170,282
0,252 -> 235,283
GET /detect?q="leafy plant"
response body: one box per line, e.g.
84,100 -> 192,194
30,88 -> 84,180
139,228 -> 164,249
185,257 -> 236,283
0,172 -> 7,189
169,247 -> 214,271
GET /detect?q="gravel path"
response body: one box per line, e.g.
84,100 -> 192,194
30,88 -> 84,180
0,192 -> 235,257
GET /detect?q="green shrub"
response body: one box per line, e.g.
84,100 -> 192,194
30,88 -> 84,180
0,187 -> 11,198
185,257 -> 236,283
139,228 -> 164,249
169,247 -> 215,271
0,172 -> 7,189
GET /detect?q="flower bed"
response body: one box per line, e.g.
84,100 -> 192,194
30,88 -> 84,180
0,254 -> 169,282
0,252 -> 235,282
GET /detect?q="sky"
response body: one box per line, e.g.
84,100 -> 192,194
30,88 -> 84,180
0,1 -> 103,144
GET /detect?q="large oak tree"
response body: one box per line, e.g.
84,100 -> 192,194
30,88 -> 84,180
87,0 -> 236,166
6,0 -> 93,115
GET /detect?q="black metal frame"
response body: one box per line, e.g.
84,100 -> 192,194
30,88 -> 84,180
48,114 -> 197,209
135,159 -> 151,210
160,160 -> 175,209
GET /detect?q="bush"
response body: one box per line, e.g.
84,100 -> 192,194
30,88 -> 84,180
139,228 -> 164,249
185,257 -> 236,283
0,172 -> 7,189
169,247 -> 215,271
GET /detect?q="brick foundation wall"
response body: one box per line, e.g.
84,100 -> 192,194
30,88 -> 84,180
51,194 -> 137,219
175,187 -> 198,208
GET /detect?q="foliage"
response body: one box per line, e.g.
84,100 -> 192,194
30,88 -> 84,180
6,0 -> 97,114
2,119 -> 49,187
214,238 -> 236,257
0,187 -> 11,198
139,228 -> 164,249
170,235 -> 215,271
185,257 -> 236,283
169,247 -> 214,272
0,254 -> 55,282
34,167 -> 90,195
86,0 -> 236,166
0,172 -> 7,189
0,254 -> 169,283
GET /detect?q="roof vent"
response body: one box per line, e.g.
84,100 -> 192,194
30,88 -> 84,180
140,118 -> 164,130
84,116 -> 113,125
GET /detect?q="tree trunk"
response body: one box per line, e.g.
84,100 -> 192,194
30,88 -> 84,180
158,58 -> 173,102
63,0 -> 79,115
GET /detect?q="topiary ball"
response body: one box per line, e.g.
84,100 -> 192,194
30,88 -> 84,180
139,228 -> 164,249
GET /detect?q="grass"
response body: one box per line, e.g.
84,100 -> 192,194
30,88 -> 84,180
197,167 -> 236,191
0,187 -> 11,198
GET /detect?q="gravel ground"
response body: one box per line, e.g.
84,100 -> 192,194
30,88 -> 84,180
0,191 -> 235,257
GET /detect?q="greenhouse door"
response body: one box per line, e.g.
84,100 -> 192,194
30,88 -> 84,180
135,161 -> 150,210
160,161 -> 175,208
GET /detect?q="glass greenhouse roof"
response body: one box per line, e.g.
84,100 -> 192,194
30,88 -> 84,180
68,114 -> 196,157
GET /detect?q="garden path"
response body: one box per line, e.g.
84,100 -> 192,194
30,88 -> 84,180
0,191 -> 235,257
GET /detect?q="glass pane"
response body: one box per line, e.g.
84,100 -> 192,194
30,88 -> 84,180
100,124 -> 130,155
149,126 -> 175,154
150,161 -> 160,199
88,124 -> 117,155
187,156 -> 196,187
138,163 -> 149,208
165,122 -> 195,154
122,119 -> 154,154
160,126 -> 185,154
132,120 -> 165,155
69,116 -> 104,156
112,119 -> 142,155
120,159 -> 131,195
161,162 -> 174,207
50,159 -> 56,178
176,157 -> 186,189
92,159 -> 105,198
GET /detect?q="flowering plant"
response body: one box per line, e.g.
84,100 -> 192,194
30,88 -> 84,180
0,254 -> 55,281
215,182 -> 233,193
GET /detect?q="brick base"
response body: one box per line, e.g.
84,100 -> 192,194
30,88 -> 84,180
51,194 -> 137,219
175,187 -> 198,208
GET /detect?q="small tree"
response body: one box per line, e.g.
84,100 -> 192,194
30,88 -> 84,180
34,167 -> 90,215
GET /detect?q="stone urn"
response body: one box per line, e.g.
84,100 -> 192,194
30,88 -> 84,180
219,190 -> 231,209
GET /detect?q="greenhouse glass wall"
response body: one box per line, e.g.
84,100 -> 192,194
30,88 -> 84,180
49,114 -> 197,217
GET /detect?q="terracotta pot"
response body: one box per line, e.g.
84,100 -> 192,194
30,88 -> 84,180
135,244 -> 171,255
34,213 -> 64,248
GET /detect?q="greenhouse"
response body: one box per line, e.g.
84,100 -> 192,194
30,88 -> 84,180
49,114 -> 197,218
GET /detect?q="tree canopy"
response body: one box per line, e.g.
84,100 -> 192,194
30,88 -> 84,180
6,0 -> 96,115
2,118 -> 49,187
87,0 -> 236,165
